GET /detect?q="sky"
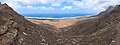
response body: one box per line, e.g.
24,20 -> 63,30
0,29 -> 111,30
0,0 -> 120,15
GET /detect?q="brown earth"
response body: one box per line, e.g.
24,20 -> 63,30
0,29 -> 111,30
0,3 -> 120,45
27,17 -> 97,33
27,17 -> 97,28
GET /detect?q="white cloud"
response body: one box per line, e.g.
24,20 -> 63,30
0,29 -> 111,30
20,6 -> 54,11
40,6 -> 54,10
62,6 -> 72,10
51,3 -> 60,6
0,0 -> 120,14
0,0 -> 55,10
26,6 -> 33,8
72,0 -> 120,12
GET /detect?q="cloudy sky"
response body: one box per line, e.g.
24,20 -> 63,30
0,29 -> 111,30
1,0 -> 120,15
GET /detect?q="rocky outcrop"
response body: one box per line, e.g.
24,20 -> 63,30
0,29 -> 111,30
0,3 -> 120,45
63,5 -> 120,45
97,6 -> 114,17
0,3 -> 57,45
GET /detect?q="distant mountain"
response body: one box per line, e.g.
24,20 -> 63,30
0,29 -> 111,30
97,6 -> 115,17
0,3 -> 120,45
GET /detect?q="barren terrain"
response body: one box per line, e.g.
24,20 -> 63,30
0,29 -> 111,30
0,3 -> 120,45
27,17 -> 97,28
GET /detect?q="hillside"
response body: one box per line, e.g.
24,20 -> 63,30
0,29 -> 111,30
63,5 -> 120,45
0,3 -> 57,45
0,3 -> 120,45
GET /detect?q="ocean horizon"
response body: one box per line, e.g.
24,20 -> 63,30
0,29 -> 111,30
23,14 -> 94,19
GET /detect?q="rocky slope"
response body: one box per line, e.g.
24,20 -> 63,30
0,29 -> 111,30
63,5 -> 120,45
0,3 -> 57,45
0,3 -> 120,45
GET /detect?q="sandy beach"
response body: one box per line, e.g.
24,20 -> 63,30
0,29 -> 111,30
27,16 -> 97,28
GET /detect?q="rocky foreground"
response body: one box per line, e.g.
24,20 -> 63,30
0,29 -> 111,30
0,3 -> 120,45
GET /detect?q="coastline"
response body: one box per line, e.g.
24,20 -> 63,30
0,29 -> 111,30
26,16 -> 97,28
25,14 -> 95,20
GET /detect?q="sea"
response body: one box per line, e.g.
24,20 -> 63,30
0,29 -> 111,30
23,14 -> 93,19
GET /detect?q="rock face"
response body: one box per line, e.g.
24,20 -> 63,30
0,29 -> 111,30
63,5 -> 120,45
0,3 -> 120,45
0,3 -> 57,45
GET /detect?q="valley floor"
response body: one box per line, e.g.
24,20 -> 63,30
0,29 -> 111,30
27,16 -> 97,28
